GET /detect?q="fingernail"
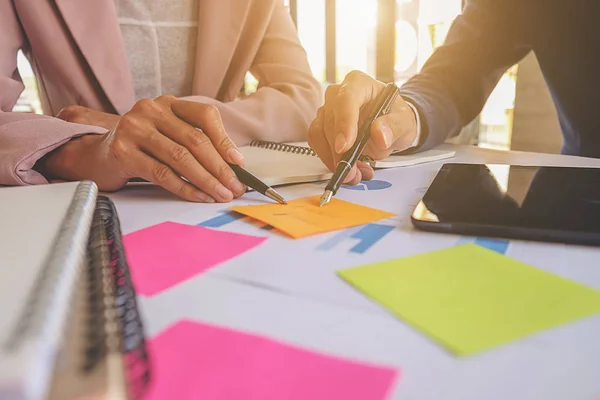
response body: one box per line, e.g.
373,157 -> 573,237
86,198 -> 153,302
381,124 -> 393,148
334,134 -> 347,154
228,148 -> 245,166
216,185 -> 233,201
229,177 -> 246,195
196,192 -> 215,203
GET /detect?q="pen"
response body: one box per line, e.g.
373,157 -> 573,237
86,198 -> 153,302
227,163 -> 287,204
319,82 -> 400,206
129,164 -> 287,204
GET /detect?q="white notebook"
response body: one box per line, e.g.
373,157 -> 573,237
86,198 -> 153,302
240,141 -> 456,186
0,182 -> 97,400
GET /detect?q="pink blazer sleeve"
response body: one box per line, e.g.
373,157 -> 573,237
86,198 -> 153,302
183,3 -> 322,145
0,1 -> 106,186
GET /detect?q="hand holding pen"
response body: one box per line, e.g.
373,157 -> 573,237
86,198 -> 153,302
319,82 -> 401,206
308,71 -> 419,188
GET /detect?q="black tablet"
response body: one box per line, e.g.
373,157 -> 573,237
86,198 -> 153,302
411,163 -> 600,246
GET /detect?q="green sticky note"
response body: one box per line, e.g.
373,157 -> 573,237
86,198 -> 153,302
338,244 -> 600,356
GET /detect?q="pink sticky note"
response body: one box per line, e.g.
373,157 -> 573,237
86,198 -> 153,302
123,222 -> 266,296
144,320 -> 398,400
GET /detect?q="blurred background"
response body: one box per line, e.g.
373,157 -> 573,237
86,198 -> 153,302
14,0 -> 562,153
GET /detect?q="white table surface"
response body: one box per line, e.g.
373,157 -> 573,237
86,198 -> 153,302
108,144 -> 600,400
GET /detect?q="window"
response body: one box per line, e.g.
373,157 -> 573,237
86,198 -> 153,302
289,0 -> 516,150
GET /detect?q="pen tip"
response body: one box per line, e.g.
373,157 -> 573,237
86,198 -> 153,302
265,188 -> 287,205
319,190 -> 333,207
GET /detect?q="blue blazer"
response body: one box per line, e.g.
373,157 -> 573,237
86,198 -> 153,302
400,0 -> 600,157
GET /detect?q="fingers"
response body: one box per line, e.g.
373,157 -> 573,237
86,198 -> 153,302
140,128 -> 240,202
344,165 -> 362,185
370,99 -> 418,154
57,105 -> 120,130
357,161 -> 375,181
308,107 -> 336,172
152,112 -> 246,198
126,148 -> 216,203
333,71 -> 385,154
169,99 -> 245,167
323,84 -> 341,165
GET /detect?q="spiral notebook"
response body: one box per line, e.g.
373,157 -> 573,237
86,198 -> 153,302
240,141 -> 456,187
0,182 -> 150,400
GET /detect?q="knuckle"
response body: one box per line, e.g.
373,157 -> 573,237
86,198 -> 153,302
108,137 -> 128,160
345,70 -> 365,83
153,164 -> 172,183
187,129 -> 210,148
171,145 -> 191,163
177,182 -> 190,198
218,135 -> 234,150
156,94 -> 176,104
202,104 -> 221,120
134,98 -> 158,114
118,114 -> 141,132
216,162 -> 232,180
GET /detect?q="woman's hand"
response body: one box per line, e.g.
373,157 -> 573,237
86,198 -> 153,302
308,71 -> 418,185
43,95 -> 247,203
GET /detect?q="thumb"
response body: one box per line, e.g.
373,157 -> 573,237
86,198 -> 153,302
370,105 -> 418,153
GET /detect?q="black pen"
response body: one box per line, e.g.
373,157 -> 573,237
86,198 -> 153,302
129,164 -> 287,204
227,163 -> 287,204
319,83 -> 400,206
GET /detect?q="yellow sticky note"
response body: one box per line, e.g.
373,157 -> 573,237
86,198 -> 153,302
231,196 -> 395,239
338,244 -> 600,356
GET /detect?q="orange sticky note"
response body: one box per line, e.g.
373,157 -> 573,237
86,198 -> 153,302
231,196 -> 396,239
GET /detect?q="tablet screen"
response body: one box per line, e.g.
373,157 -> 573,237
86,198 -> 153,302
412,163 -> 600,243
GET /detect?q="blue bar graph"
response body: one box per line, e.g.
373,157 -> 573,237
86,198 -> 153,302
318,223 -> 395,254
198,211 -> 244,228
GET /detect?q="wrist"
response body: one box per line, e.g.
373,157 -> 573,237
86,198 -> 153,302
38,134 -> 103,181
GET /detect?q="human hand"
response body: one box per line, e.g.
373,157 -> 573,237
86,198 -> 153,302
308,71 -> 418,185
42,95 -> 246,202
57,105 -> 121,131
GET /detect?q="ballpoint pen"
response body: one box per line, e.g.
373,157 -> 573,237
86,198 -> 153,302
129,163 -> 287,204
227,163 -> 287,204
320,82 -> 400,206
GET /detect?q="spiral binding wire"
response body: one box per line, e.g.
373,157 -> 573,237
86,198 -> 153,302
250,140 -> 317,156
86,197 -> 151,399
249,140 -> 375,166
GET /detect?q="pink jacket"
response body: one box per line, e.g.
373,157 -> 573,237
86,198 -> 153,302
0,0 -> 321,185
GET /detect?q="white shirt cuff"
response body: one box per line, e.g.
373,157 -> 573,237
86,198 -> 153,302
404,100 -> 422,148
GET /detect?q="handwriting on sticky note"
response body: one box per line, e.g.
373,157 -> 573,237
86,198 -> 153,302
123,222 -> 266,296
339,244 -> 600,356
231,196 -> 396,238
146,320 -> 398,400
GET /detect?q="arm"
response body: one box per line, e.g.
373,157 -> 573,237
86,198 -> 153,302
0,0 -> 106,186
182,2 -> 322,145
400,0 -> 532,149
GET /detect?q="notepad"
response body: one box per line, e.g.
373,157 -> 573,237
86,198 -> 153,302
231,196 -> 396,238
240,141 -> 455,187
123,222 -> 267,296
145,320 -> 398,400
338,244 -> 600,356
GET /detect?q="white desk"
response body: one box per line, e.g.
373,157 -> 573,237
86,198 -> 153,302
108,145 -> 600,400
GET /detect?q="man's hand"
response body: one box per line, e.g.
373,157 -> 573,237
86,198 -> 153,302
57,105 -> 121,131
308,71 -> 418,186
42,96 -> 247,203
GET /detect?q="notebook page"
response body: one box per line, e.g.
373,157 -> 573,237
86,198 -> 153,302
374,149 -> 456,168
240,145 -> 332,187
0,182 -> 79,343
